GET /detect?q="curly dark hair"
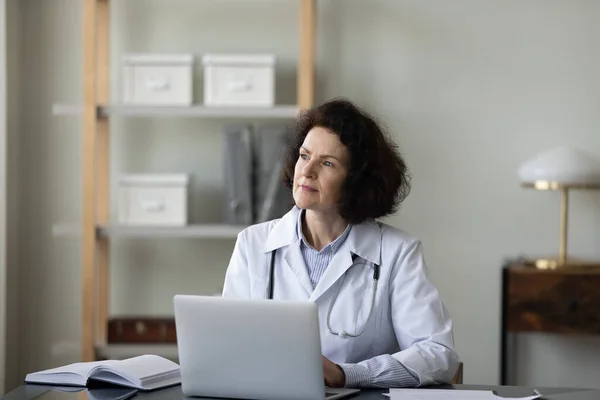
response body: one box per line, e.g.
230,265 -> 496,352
282,98 -> 411,224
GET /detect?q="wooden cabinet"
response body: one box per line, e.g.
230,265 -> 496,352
500,263 -> 600,384
108,317 -> 177,344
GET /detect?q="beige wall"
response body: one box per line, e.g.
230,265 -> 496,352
6,0 -> 600,392
4,0 -> 21,391
1,0 -> 22,393
0,0 -> 6,393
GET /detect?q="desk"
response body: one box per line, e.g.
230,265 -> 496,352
500,262 -> 600,385
2,384 -> 600,400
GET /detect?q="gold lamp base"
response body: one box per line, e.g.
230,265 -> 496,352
521,256 -> 600,270
521,180 -> 600,270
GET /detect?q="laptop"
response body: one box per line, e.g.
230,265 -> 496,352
173,294 -> 361,400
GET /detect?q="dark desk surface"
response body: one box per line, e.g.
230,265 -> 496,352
2,384 -> 600,400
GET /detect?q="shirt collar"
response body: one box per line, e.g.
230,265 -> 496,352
263,206 -> 382,266
296,208 -> 352,254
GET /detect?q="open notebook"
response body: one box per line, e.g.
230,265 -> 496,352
25,354 -> 180,391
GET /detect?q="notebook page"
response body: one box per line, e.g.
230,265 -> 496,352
30,360 -> 116,378
24,360 -> 117,386
114,355 -> 179,382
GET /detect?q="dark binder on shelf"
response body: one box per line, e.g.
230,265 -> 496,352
223,124 -> 254,225
253,123 -> 294,223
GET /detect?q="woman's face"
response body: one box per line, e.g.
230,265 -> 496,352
292,126 -> 350,214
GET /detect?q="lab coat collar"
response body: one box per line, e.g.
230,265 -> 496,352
263,206 -> 382,264
263,206 -> 302,253
263,206 -> 383,301
345,218 -> 382,266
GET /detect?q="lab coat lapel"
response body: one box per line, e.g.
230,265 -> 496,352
308,219 -> 382,303
283,244 -> 313,298
309,246 -> 354,302
264,206 -> 313,298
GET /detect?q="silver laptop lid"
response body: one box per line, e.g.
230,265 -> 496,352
173,295 -> 325,400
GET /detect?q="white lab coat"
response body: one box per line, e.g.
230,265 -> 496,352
222,206 -> 460,387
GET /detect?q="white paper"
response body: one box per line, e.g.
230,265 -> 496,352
386,389 -> 541,400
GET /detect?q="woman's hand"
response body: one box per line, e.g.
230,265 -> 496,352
322,356 -> 345,388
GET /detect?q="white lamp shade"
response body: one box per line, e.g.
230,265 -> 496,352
518,146 -> 600,185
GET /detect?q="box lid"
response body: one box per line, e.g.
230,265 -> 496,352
202,53 -> 276,67
118,174 -> 190,187
122,54 -> 194,66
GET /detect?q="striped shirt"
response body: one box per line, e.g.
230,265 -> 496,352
298,214 -> 351,289
296,210 -> 420,388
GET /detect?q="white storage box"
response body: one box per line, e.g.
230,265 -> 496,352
122,54 -> 194,105
202,54 -> 276,107
117,174 -> 189,226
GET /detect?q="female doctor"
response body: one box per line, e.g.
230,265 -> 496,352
222,98 -> 460,389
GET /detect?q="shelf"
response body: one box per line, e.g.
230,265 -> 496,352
95,344 -> 178,361
52,103 -> 299,119
96,224 -> 246,239
52,223 -> 246,239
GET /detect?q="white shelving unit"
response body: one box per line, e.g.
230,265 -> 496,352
57,0 -> 316,362
53,223 -> 246,239
53,104 -> 300,119
96,224 -> 246,239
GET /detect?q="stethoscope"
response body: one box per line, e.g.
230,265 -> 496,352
267,250 -> 380,338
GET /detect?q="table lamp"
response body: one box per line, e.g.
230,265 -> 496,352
518,146 -> 600,269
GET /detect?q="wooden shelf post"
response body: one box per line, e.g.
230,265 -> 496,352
82,0 -> 110,362
96,0 -> 111,357
82,0 -> 98,362
298,0 -> 315,110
